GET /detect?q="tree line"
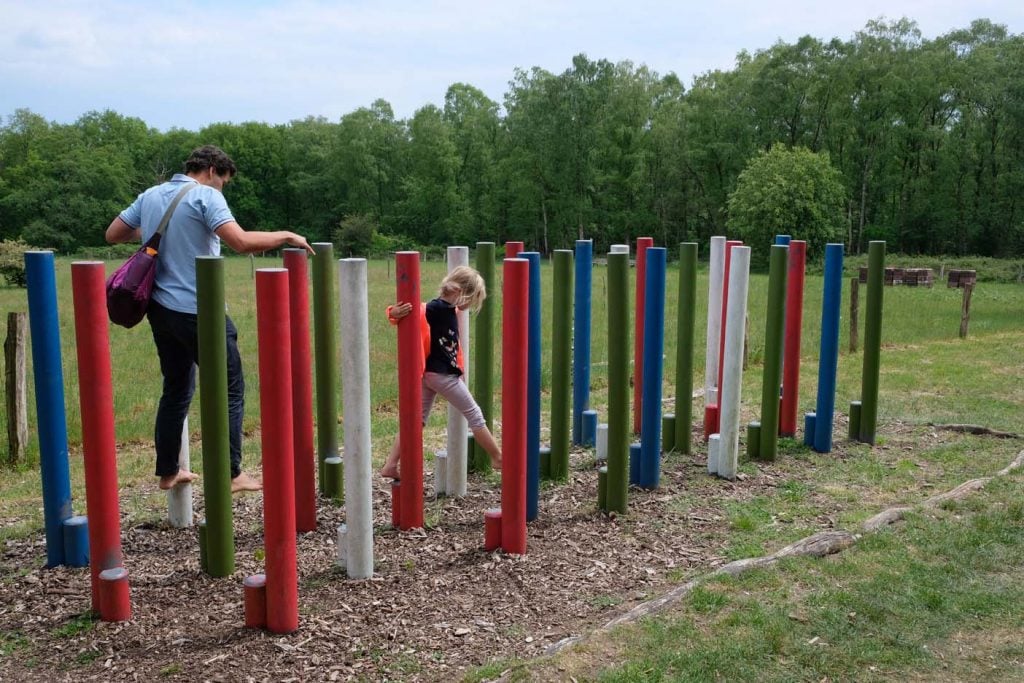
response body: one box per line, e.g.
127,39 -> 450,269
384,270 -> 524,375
1,17 -> 1022,259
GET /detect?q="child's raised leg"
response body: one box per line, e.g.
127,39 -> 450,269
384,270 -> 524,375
380,436 -> 401,479
471,425 -> 502,471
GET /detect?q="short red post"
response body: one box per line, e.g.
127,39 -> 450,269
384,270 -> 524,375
256,269 -> 298,634
714,240 -> 744,434
243,574 -> 268,629
71,262 -> 125,616
501,258 -> 529,554
283,250 -> 316,532
98,567 -> 130,622
505,241 -> 524,259
703,404 -> 719,444
779,241 -> 806,436
391,481 -> 401,528
484,508 -> 502,551
395,252 -> 424,530
632,237 -> 654,434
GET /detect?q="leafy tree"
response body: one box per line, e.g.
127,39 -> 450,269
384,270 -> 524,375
333,213 -> 377,257
727,146 -> 847,266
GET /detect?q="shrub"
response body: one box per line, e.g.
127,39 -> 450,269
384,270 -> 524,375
727,147 -> 847,268
333,214 -> 378,258
0,239 -> 30,287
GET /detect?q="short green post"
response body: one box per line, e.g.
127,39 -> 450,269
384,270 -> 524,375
466,435 -> 477,473
597,466 -> 608,511
605,252 -> 630,514
539,446 -> 551,480
323,456 -> 343,503
550,249 -> 573,481
661,414 -> 676,453
746,422 -> 762,460
473,242 -> 496,473
312,243 -> 342,499
859,241 -> 886,445
848,401 -> 862,441
674,243 -> 698,454
197,519 -> 209,574
196,256 -> 234,577
758,245 -> 788,461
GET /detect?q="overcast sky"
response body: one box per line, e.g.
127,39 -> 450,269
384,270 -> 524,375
1,0 -> 1021,132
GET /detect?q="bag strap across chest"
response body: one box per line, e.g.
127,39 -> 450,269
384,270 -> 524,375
144,181 -> 199,249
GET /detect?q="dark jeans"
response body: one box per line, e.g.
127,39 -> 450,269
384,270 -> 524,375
147,300 -> 245,479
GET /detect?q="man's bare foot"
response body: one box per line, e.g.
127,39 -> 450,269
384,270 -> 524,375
159,470 -> 199,490
380,465 -> 400,480
231,472 -> 262,493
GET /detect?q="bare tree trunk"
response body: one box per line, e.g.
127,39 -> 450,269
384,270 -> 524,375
4,313 -> 27,465
541,198 -> 550,256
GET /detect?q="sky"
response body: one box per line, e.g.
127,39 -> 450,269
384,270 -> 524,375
1,0 -> 1022,132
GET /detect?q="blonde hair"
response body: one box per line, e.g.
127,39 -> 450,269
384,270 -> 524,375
440,265 -> 487,313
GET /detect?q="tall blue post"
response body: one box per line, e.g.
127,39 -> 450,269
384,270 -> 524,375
521,252 -> 542,522
813,244 -> 844,453
774,235 -> 792,246
639,248 -> 666,489
24,251 -> 76,567
572,240 -> 593,445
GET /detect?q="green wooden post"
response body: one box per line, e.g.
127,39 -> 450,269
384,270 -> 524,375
605,252 -> 630,514
674,243 -> 697,454
196,256 -> 234,576
312,243 -> 342,499
473,242 -> 496,473
859,241 -> 886,445
550,250 -> 573,481
758,245 -> 788,461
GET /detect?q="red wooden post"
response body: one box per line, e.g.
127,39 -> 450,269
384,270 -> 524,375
501,258 -> 529,553
283,250 -> 316,532
505,241 -> 524,259
256,269 -> 298,634
713,240 -> 744,434
243,574 -> 267,629
70,262 -> 126,619
395,252 -> 424,530
779,241 -> 806,436
632,237 -> 654,434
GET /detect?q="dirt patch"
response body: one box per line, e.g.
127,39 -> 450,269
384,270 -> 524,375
0,425 -> 994,682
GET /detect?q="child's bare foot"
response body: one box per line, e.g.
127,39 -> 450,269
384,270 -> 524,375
159,470 -> 199,490
380,465 -> 400,480
231,472 -> 262,493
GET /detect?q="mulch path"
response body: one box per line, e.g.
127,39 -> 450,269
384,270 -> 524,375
0,424 -> 877,682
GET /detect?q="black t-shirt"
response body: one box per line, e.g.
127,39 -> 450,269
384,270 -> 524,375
425,298 -> 461,375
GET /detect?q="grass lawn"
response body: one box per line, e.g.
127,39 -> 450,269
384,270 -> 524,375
0,250 -> 1022,681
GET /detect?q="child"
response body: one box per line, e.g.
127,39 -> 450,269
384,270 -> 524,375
380,265 -> 502,479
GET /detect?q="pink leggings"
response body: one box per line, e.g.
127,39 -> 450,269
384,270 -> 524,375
421,372 -> 486,430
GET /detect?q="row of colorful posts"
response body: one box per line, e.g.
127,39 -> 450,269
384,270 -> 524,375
22,235 -> 886,632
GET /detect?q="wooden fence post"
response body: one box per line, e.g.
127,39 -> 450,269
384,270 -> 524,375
849,277 -> 859,353
959,283 -> 974,339
5,312 -> 28,465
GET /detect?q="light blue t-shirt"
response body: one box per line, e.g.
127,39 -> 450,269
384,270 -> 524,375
119,174 -> 235,314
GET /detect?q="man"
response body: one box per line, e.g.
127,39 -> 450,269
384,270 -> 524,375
106,145 -> 314,493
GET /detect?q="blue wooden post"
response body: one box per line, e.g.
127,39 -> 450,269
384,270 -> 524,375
639,248 -> 666,489
572,240 -> 592,445
813,244 -> 844,453
24,251 -> 77,568
521,252 -> 542,522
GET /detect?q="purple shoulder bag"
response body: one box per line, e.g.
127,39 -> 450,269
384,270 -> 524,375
106,182 -> 197,328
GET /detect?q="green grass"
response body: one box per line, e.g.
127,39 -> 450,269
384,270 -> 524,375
3,255 -> 1020,463
51,613 -> 96,639
2,252 -> 1024,681
525,476 -> 1024,683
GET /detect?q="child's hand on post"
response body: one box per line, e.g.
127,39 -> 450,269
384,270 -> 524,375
391,302 -> 413,320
